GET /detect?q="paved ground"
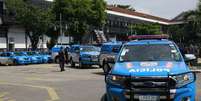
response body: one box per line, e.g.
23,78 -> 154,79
0,64 -> 105,101
0,64 -> 200,101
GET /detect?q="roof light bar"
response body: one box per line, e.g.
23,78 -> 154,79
128,35 -> 169,40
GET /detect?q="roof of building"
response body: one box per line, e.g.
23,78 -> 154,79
106,6 -> 183,25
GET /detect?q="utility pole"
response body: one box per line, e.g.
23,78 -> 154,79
60,13 -> 63,45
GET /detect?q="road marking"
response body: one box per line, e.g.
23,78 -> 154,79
26,77 -> 44,81
0,92 -> 8,98
0,82 -> 59,101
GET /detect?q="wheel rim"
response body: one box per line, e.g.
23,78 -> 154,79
56,58 -> 59,63
70,59 -> 74,66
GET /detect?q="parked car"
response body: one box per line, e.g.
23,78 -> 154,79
38,51 -> 52,63
0,52 -> 30,65
69,45 -> 100,68
51,45 -> 70,63
99,41 -> 123,74
21,51 -> 43,64
104,35 -> 200,101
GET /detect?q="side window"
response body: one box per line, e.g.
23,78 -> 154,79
7,53 -> 11,57
1,53 -> 6,57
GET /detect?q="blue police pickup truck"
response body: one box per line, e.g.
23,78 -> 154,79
69,45 -> 100,68
104,35 -> 200,101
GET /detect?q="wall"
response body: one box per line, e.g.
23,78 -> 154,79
0,37 -> 6,49
7,25 -> 26,49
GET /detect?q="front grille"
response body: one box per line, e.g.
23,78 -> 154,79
123,76 -> 176,101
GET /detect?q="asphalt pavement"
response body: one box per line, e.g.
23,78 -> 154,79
0,64 -> 200,101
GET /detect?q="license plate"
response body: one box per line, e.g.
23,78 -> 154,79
139,95 -> 159,101
92,59 -> 98,62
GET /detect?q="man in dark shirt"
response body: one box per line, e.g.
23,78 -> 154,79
59,47 -> 65,72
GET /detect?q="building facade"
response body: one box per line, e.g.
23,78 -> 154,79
0,1 -> 183,50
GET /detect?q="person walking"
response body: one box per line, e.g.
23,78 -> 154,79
64,47 -> 69,64
59,47 -> 65,72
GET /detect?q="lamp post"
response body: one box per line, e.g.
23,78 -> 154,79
59,13 -> 63,45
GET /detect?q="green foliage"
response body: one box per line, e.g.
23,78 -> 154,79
52,0 -> 106,43
168,0 -> 201,44
5,0 -> 54,50
130,23 -> 161,35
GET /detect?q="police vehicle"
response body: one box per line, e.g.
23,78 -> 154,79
0,52 -> 30,65
21,51 -> 43,64
99,41 -> 123,74
37,51 -> 52,63
69,45 -> 100,68
51,45 -> 70,63
104,35 -> 200,101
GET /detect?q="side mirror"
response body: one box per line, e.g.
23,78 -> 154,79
184,54 -> 196,62
112,48 -> 120,53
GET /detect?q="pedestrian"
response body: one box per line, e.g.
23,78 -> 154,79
59,47 -> 65,72
64,47 -> 69,64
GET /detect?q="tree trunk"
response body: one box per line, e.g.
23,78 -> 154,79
27,31 -> 40,51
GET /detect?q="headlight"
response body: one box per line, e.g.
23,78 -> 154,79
106,75 -> 127,86
171,72 -> 195,88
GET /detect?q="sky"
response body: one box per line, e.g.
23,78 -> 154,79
46,0 -> 199,19
106,0 -> 198,19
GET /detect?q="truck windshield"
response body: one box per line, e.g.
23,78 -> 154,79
119,44 -> 182,62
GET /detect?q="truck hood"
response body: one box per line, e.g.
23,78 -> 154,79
111,61 -> 189,77
80,51 -> 100,56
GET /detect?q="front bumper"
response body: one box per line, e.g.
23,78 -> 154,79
106,82 -> 195,101
80,57 -> 99,65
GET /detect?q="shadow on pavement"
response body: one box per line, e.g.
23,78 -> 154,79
92,71 -> 105,76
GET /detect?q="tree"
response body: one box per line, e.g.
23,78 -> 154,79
52,0 -> 106,43
5,0 -> 54,50
181,0 -> 201,43
130,23 -> 161,35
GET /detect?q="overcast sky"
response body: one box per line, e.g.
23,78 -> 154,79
106,0 -> 198,19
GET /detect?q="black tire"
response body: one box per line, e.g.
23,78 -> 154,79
103,63 -> 111,74
13,60 -> 18,65
101,93 -> 107,101
55,56 -> 60,64
70,58 -> 75,67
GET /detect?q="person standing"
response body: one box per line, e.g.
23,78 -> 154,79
59,47 -> 65,72
64,47 -> 69,64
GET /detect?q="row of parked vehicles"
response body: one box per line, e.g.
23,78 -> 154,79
0,51 -> 51,65
52,35 -> 201,101
51,42 -> 123,73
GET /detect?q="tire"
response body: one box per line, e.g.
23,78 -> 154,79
103,63 -> 111,74
70,58 -> 75,67
55,56 -> 60,64
13,60 -> 18,65
101,93 -> 107,101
